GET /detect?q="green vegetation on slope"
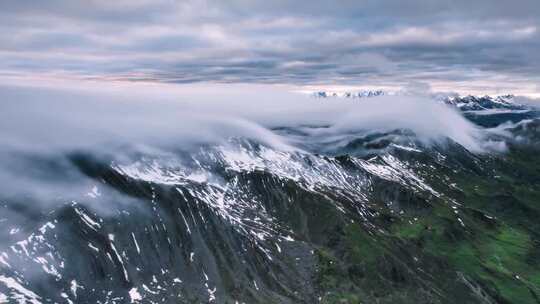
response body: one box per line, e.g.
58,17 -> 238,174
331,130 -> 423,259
315,145 -> 540,303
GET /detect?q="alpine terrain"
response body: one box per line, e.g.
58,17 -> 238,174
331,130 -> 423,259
1,91 -> 539,304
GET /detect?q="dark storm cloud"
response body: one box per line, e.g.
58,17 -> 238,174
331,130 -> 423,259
0,0 -> 539,93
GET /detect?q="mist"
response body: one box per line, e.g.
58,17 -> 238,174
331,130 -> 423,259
0,81 -> 488,152
0,80 -> 505,214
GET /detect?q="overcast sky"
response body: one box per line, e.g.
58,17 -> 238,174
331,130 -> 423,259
1,0 -> 539,96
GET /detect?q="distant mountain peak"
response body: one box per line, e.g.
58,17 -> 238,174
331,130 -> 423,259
311,90 -> 526,111
311,90 -> 387,98
440,94 -> 524,111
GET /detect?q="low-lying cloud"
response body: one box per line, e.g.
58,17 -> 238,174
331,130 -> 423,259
0,80 -> 524,238
0,82 -> 488,154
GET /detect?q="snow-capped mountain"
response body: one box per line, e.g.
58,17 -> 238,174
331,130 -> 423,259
1,91 -> 540,304
440,94 -> 526,111
312,90 -> 530,113
312,90 -> 386,98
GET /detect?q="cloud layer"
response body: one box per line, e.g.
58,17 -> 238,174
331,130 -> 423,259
0,81 -> 515,219
0,81 -> 489,155
0,0 -> 539,95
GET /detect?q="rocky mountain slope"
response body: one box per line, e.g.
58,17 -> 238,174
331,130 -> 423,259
1,94 -> 539,303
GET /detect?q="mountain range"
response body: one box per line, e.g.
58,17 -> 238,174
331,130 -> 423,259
0,93 -> 539,304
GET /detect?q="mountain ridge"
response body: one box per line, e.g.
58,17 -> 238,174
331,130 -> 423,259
311,90 -> 528,111
1,91 -> 539,303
